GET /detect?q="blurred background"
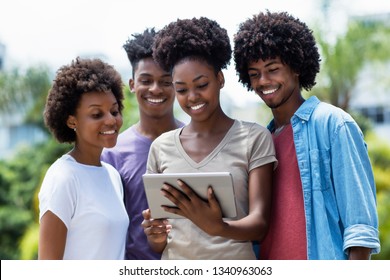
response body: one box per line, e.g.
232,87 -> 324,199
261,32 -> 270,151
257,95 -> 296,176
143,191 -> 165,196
0,0 -> 389,259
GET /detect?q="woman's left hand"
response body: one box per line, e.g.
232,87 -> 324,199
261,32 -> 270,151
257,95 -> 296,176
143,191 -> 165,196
161,179 -> 226,236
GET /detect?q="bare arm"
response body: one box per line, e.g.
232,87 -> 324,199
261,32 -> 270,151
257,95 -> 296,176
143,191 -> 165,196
38,211 -> 67,260
348,247 -> 371,260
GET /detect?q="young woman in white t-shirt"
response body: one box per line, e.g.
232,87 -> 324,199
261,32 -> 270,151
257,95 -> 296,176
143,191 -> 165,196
38,58 -> 129,260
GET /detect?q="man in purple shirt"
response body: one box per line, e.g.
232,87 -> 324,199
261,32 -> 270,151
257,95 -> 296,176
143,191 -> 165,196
101,28 -> 184,259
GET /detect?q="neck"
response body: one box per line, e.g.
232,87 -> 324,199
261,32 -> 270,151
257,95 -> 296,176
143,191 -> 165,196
272,95 -> 305,128
137,115 -> 181,140
69,146 -> 102,166
187,111 -> 234,136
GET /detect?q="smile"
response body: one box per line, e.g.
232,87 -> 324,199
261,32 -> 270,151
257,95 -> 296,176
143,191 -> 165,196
262,87 -> 279,95
100,130 -> 116,135
191,103 -> 205,110
147,98 -> 165,103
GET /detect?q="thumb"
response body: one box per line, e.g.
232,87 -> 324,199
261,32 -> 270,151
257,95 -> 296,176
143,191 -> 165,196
207,186 -> 221,211
142,208 -> 152,220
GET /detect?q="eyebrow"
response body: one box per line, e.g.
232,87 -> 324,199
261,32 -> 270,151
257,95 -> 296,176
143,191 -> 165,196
88,101 -> 118,108
248,60 -> 280,71
174,74 -> 207,85
138,73 -> 172,79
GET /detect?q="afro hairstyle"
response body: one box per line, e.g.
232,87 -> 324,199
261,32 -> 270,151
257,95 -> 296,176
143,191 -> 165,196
153,17 -> 231,73
233,10 -> 320,91
44,57 -> 124,143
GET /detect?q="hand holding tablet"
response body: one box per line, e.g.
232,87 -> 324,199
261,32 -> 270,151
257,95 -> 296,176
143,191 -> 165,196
142,172 -> 237,219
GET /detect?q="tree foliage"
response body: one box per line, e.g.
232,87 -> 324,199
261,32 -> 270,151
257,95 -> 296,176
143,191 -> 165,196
0,63 -> 139,259
0,65 -> 52,130
312,19 -> 390,110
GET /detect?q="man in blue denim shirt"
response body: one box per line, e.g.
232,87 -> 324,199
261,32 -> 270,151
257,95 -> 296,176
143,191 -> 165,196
233,11 -> 380,259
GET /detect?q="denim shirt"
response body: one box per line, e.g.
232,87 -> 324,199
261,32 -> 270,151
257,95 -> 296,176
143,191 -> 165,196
268,96 -> 380,259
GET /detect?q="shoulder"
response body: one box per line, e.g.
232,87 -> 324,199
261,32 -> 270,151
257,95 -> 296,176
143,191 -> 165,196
101,161 -> 120,175
310,99 -> 354,124
153,127 -> 181,144
234,120 -> 272,136
307,99 -> 364,141
313,101 -> 360,132
40,155 -> 80,196
45,155 -> 80,177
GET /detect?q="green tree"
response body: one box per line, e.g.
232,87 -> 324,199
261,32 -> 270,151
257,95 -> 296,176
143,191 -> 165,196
312,18 -> 390,111
0,65 -> 52,130
0,140 -> 71,259
23,65 -> 53,130
0,63 -> 140,259
365,133 -> 390,260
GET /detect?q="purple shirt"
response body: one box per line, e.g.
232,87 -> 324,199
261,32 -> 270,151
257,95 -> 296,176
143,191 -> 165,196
101,125 -> 160,260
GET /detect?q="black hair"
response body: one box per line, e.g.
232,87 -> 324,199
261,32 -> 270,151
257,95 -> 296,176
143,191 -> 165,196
153,17 -> 231,73
123,28 -> 157,78
44,57 -> 124,143
233,11 -> 320,91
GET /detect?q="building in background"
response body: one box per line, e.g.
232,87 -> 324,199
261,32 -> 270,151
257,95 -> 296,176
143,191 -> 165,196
349,12 -> 390,140
0,42 -> 5,70
0,42 -> 47,159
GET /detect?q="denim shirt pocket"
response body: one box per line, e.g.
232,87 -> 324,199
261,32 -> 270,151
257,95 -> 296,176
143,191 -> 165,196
309,149 -> 331,191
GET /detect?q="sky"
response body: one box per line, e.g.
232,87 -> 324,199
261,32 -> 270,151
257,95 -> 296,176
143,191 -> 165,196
1,0 -> 390,107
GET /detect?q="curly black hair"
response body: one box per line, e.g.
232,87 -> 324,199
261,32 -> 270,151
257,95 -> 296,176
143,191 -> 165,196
233,11 -> 320,91
123,28 -> 157,78
153,17 -> 231,73
44,57 -> 124,143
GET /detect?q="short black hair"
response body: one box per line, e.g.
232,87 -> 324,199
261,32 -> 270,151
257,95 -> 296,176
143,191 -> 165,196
123,28 -> 157,78
233,11 -> 320,91
44,57 -> 124,143
153,17 -> 231,73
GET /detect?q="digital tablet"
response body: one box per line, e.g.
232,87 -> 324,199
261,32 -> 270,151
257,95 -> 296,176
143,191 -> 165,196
142,172 -> 237,219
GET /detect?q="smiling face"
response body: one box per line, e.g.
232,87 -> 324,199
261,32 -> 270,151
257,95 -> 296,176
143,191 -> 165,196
67,90 -> 123,154
172,59 -> 224,122
130,57 -> 175,120
248,57 -> 300,110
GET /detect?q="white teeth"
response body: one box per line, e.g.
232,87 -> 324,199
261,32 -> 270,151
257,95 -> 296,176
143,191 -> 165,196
100,130 -> 115,135
191,103 -> 205,110
262,88 -> 278,95
148,98 -> 164,103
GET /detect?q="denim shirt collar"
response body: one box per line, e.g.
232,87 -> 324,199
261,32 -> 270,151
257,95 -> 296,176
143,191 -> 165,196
267,96 -> 321,131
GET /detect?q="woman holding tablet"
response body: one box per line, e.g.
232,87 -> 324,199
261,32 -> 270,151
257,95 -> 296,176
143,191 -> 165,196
141,17 -> 277,259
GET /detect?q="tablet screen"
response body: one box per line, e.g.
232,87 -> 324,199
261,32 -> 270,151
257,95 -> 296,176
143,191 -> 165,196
142,172 -> 237,219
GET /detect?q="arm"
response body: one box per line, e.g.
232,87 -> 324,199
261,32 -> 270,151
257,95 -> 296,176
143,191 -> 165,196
38,211 -> 67,260
331,120 -> 380,256
141,209 -> 171,254
348,247 -> 371,260
161,163 -> 273,241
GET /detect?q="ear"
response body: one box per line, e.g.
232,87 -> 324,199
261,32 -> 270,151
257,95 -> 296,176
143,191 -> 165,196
66,115 -> 77,130
217,71 -> 225,89
129,78 -> 135,92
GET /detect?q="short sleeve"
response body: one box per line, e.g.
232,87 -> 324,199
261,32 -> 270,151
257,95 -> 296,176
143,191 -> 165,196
38,164 -> 77,229
247,123 -> 277,171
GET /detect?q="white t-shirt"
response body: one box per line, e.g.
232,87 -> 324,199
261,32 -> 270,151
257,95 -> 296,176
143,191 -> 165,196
147,120 -> 277,259
39,154 -> 129,260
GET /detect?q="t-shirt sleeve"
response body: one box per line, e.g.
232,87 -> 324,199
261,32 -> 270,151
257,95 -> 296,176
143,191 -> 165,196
146,141 -> 160,174
38,164 -> 77,229
248,123 -> 277,171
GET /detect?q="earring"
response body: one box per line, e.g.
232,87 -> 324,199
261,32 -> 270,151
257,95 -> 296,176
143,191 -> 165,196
73,128 -> 76,132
